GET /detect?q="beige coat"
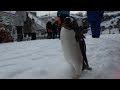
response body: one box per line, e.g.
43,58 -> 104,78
15,11 -> 26,26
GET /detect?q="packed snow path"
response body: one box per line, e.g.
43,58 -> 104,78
0,34 -> 120,79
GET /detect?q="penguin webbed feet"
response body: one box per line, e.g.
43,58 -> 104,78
82,65 -> 92,71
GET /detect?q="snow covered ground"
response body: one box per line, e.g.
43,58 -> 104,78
0,34 -> 120,79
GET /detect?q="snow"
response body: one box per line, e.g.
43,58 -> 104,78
86,28 -> 120,35
3,11 -> 16,14
1,34 -> 120,79
81,34 -> 120,79
104,11 -> 120,16
102,28 -> 119,34
101,16 -> 120,28
40,11 -> 85,17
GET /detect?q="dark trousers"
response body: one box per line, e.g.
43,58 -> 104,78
31,33 -> 36,40
52,31 -> 57,39
90,22 -> 101,38
24,33 -> 31,37
47,32 -> 52,39
0,37 -> 2,43
16,26 -> 23,41
58,26 -> 61,39
119,29 -> 120,34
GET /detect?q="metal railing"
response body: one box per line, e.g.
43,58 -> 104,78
28,12 -> 46,29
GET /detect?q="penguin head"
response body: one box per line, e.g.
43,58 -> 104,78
63,16 -> 79,30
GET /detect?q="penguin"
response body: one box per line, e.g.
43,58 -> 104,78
60,16 -> 92,79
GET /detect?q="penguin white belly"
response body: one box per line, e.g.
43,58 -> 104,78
60,27 -> 83,78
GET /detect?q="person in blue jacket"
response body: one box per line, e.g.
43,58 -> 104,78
87,11 -> 104,38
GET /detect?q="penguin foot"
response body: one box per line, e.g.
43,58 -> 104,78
82,65 -> 92,71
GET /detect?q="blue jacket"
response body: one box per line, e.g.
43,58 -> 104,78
57,11 -> 70,17
87,11 -> 104,22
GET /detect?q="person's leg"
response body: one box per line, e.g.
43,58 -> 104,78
24,33 -> 27,37
51,32 -> 53,39
17,26 -> 23,41
19,26 -> 23,41
47,32 -> 50,39
50,32 -> 52,39
31,33 -> 36,40
31,33 -> 33,40
34,33 -> 36,40
59,30 -> 61,39
16,26 -> 19,41
20,34 -> 23,41
28,33 -> 31,37
55,31 -> 57,38
16,26 -> 20,41
47,29 -> 50,39
0,37 -> 2,43
30,33 -> 32,40
90,22 -> 96,38
53,32 -> 55,39
94,22 -> 101,38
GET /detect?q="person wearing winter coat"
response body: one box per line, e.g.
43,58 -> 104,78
46,20 -> 53,39
31,18 -> 37,40
87,11 -> 104,38
15,11 -> 26,41
23,12 -> 32,39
